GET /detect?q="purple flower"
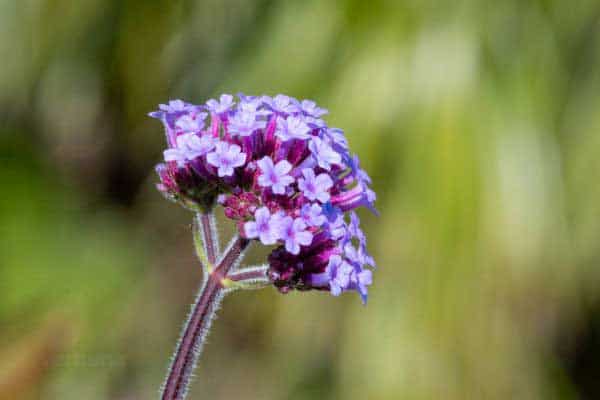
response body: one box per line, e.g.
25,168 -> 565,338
321,203 -> 347,240
150,93 -> 377,302
351,268 -> 372,304
311,254 -> 372,303
257,156 -> 294,195
149,100 -> 202,147
206,141 -> 246,177
183,133 -> 216,159
175,114 -> 207,133
206,94 -> 235,114
244,207 -> 278,245
264,94 -> 298,114
238,94 -> 271,116
305,117 -> 327,130
344,242 -> 375,292
348,212 -> 365,243
329,259 -> 355,296
332,181 -> 377,215
298,168 -> 333,203
347,212 -> 374,266
310,255 -> 353,296
299,203 -> 326,226
228,110 -> 267,137
299,99 -> 328,117
275,116 -> 311,142
308,137 -> 342,170
329,215 -> 348,241
349,154 -> 372,185
325,128 -> 349,150
158,99 -> 190,113
343,243 -> 362,265
359,245 -> 375,268
162,133 -> 212,166
163,147 -> 187,167
149,100 -> 199,124
277,216 -> 313,255
269,210 -> 287,230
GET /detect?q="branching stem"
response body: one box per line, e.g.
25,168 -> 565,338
228,266 -> 269,282
160,230 -> 250,400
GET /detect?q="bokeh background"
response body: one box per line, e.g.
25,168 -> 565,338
2,0 -> 600,399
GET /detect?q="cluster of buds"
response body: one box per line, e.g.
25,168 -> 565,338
150,94 -> 376,302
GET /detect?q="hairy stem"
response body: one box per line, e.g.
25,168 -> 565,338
214,236 -> 249,278
160,278 -> 222,400
160,235 -> 249,400
228,266 -> 268,282
224,267 -> 270,291
197,212 -> 218,266
192,217 -> 209,271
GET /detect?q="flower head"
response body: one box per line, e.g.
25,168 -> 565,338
150,94 -> 377,302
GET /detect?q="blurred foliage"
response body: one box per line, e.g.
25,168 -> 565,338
2,0 -> 600,399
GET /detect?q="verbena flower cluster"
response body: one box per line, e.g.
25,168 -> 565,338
150,94 -> 377,302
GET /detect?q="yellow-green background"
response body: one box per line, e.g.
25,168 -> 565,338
2,1 -> 600,399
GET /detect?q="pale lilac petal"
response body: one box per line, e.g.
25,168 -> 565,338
244,221 -> 259,238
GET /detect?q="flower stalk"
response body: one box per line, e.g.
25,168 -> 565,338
160,213 -> 251,400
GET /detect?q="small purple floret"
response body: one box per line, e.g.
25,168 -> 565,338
264,94 -> 298,115
299,99 -> 328,118
159,99 -> 190,113
275,116 -> 311,142
277,216 -> 313,255
206,141 -> 246,177
206,94 -> 235,114
228,109 -> 267,137
175,114 -> 207,133
300,204 -> 326,227
298,168 -> 333,203
257,156 -> 294,195
244,207 -> 278,245
309,137 -> 342,170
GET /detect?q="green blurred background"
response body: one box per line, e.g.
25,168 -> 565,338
2,0 -> 600,399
